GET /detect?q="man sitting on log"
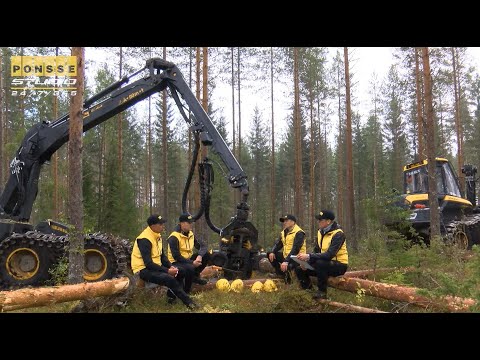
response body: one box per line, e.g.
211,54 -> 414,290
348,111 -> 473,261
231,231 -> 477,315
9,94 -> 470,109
131,214 -> 198,310
295,210 -> 348,300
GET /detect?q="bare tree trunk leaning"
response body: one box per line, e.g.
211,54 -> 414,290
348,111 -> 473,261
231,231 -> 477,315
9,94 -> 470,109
67,47 -> 85,284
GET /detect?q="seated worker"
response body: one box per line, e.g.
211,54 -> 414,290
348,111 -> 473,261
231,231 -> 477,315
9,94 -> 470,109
131,214 -> 198,310
295,210 -> 348,300
267,214 -> 306,284
167,213 -> 211,293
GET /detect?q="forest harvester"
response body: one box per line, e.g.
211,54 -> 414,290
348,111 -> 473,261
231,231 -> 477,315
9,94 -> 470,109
0,58 -> 259,289
397,157 -> 480,249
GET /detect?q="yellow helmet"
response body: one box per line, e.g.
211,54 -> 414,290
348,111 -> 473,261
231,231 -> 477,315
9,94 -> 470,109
230,279 -> 244,293
251,281 -> 264,293
216,278 -> 230,292
263,279 -> 278,292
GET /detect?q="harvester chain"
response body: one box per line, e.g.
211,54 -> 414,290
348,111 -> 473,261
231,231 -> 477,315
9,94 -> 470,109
81,232 -> 128,278
0,231 -> 66,290
443,213 -> 480,248
0,231 -> 128,290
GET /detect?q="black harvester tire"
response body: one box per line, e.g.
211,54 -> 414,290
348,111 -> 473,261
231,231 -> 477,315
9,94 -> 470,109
0,232 -> 61,289
82,233 -> 127,282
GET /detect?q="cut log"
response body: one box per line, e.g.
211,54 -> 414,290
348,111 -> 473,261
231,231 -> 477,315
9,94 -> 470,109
315,299 -> 388,313
344,267 -> 414,278
326,276 -> 476,312
0,278 -> 130,312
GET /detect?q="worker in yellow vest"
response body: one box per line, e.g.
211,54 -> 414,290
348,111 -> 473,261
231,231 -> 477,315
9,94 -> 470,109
296,210 -> 348,300
167,213 -> 211,293
131,214 -> 198,310
267,214 -> 306,284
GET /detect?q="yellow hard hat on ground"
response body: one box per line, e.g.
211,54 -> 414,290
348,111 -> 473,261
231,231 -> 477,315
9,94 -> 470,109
263,279 -> 278,292
251,281 -> 264,293
216,278 -> 230,292
230,279 -> 244,293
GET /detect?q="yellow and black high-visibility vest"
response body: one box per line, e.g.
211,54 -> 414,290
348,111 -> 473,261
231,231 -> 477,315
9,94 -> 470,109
317,228 -> 348,264
281,224 -> 306,258
167,230 -> 194,263
131,226 -> 162,273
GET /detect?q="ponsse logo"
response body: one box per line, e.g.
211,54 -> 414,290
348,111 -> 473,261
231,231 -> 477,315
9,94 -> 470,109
11,56 -> 77,76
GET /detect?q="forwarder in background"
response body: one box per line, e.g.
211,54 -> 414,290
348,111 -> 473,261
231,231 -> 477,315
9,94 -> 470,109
394,157 -> 480,249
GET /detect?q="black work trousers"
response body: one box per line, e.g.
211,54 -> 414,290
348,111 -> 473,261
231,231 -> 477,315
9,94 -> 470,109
139,267 -> 192,305
295,258 -> 347,293
266,251 -> 300,283
173,252 -> 211,293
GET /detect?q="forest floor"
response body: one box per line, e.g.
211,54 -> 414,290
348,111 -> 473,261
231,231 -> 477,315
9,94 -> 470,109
9,240 -> 480,313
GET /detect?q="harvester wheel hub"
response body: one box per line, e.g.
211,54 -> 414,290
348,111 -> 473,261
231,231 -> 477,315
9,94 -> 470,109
6,248 -> 40,280
84,249 -> 107,281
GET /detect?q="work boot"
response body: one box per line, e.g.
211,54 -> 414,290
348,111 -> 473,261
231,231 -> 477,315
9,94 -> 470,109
312,291 -> 327,300
186,301 -> 199,311
284,271 -> 292,284
193,277 -> 208,285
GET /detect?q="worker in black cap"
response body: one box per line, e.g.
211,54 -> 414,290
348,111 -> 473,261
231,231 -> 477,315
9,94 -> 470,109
295,210 -> 348,300
131,214 -> 198,310
167,213 -> 211,293
267,214 -> 306,284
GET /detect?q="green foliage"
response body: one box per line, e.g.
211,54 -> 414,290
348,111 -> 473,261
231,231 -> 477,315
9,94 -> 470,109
46,256 -> 69,286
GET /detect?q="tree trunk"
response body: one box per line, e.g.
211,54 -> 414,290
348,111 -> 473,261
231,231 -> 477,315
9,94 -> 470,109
52,47 -> 59,219
373,79 -> 379,201
415,47 -> 425,161
337,59 -> 344,225
293,47 -> 303,221
0,278 -> 130,312
188,47 -> 193,210
237,47 -> 242,162
117,47 -> 123,182
452,47 -> 465,195
162,47 -> 168,218
422,47 -> 441,241
344,47 -> 356,250
231,47 -> 237,206
309,88 -> 315,241
201,46 -> 209,244
270,47 -> 276,235
67,47 -> 85,284
147,48 -> 152,212
194,47 -> 201,215
327,276 -> 475,312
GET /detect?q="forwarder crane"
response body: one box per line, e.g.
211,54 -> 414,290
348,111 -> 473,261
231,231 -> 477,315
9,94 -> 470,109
0,58 -> 258,288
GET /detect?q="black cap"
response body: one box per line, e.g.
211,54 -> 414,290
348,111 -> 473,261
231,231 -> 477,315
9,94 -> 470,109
315,210 -> 335,221
179,213 -> 194,223
279,214 -> 297,223
147,214 -> 167,226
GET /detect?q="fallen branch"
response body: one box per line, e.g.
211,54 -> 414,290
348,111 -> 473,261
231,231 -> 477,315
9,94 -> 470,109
326,276 -> 476,312
315,299 -> 388,313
